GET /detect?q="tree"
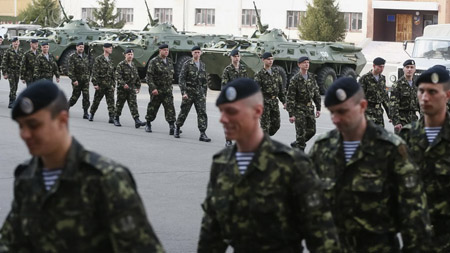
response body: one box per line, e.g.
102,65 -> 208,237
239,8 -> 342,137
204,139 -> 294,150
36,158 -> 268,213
298,0 -> 346,42
91,0 -> 125,28
18,0 -> 61,27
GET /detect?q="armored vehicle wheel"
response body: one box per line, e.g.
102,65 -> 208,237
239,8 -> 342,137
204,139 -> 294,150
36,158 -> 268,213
207,74 -> 221,91
340,66 -> 357,79
317,66 -> 336,95
59,48 -> 76,75
175,55 -> 192,84
272,65 -> 287,90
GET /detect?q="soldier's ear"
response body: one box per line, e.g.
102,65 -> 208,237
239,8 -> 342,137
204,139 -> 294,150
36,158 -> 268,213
360,99 -> 368,112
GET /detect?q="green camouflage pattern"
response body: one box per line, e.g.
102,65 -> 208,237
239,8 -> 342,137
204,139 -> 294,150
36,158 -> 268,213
400,113 -> 450,252
309,121 -> 432,253
90,55 -> 115,117
176,59 -> 208,131
389,76 -> 420,127
115,60 -> 141,118
287,72 -> 321,149
20,50 -> 39,86
0,47 -> 4,78
198,134 -> 340,252
0,138 -> 165,253
33,53 -> 60,81
254,68 -> 286,136
220,63 -> 248,88
2,47 -> 23,101
359,71 -> 390,127
68,52 -> 91,110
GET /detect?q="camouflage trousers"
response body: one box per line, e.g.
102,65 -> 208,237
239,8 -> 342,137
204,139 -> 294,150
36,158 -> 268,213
69,80 -> 90,110
90,86 -> 115,117
176,94 -> 207,131
260,100 -> 280,136
115,88 -> 139,118
294,108 -> 316,149
365,106 -> 384,127
340,232 -> 400,253
145,92 -> 176,123
7,73 -> 19,101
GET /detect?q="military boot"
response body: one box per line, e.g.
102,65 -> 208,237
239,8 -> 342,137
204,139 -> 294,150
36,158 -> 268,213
199,131 -> 211,142
8,99 -> 14,109
169,122 -> 175,135
134,117 -> 146,128
108,116 -> 114,124
174,127 -> 181,138
113,116 -> 121,127
145,121 -> 152,132
83,109 -> 89,119
88,114 -> 94,121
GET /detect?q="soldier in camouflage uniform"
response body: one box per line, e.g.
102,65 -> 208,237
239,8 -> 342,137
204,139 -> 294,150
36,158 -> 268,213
174,46 -> 210,142
253,52 -> 286,136
400,66 -> 450,252
20,39 -> 39,87
89,43 -> 116,123
390,59 -> 420,133
0,80 -> 165,253
1,37 -> 23,108
287,56 -> 321,150
144,44 -> 176,133
67,42 -> 91,119
358,57 -> 390,127
33,42 -> 60,83
198,78 -> 340,252
0,36 -> 4,80
310,77 -> 432,253
113,49 -> 146,128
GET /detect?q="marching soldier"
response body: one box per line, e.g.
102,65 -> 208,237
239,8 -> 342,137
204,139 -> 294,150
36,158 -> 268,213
1,37 -> 23,108
67,42 -> 91,119
20,39 -> 39,87
33,42 -> 60,83
0,36 -> 4,79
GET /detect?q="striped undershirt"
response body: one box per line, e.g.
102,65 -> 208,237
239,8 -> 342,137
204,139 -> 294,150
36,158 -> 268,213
343,141 -> 361,162
42,169 -> 63,191
236,152 -> 255,175
425,127 -> 442,144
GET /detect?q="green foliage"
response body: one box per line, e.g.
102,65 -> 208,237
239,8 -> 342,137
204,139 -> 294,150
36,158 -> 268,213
298,0 -> 346,42
18,0 -> 61,27
91,0 -> 125,28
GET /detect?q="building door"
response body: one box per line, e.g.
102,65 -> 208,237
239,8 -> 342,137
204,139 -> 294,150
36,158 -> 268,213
396,14 -> 412,41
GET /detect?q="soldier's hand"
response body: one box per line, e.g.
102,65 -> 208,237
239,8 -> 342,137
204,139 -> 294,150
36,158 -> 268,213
94,85 -> 100,90
73,81 -> 79,86
289,116 -> 295,123
3,75 -> 7,79
56,78 -> 60,83
124,84 -> 129,89
182,94 -> 188,99
21,80 -> 25,84
394,124 -> 402,132
283,103 -> 286,109
389,119 -> 392,123
152,89 -> 159,95
316,111 -> 321,118
135,89 -> 140,94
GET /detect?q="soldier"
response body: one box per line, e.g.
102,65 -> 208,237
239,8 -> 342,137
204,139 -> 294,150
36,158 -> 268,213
89,43 -> 116,123
144,44 -> 176,134
286,56 -> 321,150
390,59 -> 420,133
20,39 -> 39,87
174,46 -> 210,142
400,65 -> 450,252
0,80 -> 165,253
309,77 -> 432,252
0,36 -> 4,79
67,42 -> 91,119
221,49 -> 248,146
113,49 -> 146,128
1,37 -> 23,108
253,52 -> 286,136
197,78 -> 340,252
33,42 -> 60,83
358,57 -> 390,127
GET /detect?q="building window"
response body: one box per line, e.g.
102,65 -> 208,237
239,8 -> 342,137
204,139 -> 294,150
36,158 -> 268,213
117,8 -> 134,24
423,14 -> 438,28
154,8 -> 173,23
286,11 -> 305,28
82,8 -> 96,21
241,9 -> 260,27
195,9 -> 215,26
343,12 -> 362,32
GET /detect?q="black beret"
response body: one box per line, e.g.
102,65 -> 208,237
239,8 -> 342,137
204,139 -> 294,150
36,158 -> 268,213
416,65 -> 450,86
230,49 -> 239,56
373,57 -> 385,65
11,37 -> 18,42
30,39 -> 38,43
261,52 -> 272,59
191,46 -> 201,51
41,42 -> 49,46
325,77 -> 361,107
158,44 -> 168,49
76,42 -> 84,46
403,59 -> 415,67
103,43 -> 112,48
124,48 -> 134,54
298,56 -> 309,63
216,78 -> 260,106
12,80 -> 65,120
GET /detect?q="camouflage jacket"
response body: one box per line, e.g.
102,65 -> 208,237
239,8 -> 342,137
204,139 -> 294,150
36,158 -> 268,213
178,59 -> 207,97
2,47 -> 24,76
92,55 -> 115,88
33,53 -> 60,81
221,63 -> 248,87
0,138 -> 165,253
146,56 -> 174,94
254,67 -> 286,104
20,50 -> 39,81
359,70 -> 390,117
68,52 -> 90,83
0,47 -> 5,74
116,60 -> 141,90
389,76 -> 420,125
309,121 -> 431,252
286,71 -> 321,117
198,134 -> 340,253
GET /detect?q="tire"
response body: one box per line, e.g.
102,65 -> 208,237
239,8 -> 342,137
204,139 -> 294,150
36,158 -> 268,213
59,48 -> 76,75
207,74 -> 221,91
316,66 -> 337,95
174,55 -> 192,84
340,66 -> 357,79
272,65 -> 287,90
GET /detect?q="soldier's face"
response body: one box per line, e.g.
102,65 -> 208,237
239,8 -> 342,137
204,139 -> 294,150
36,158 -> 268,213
104,47 -> 112,54
403,65 -> 416,79
263,57 -> 273,68
0,38 -> 3,44
231,54 -> 240,64
417,83 -> 450,116
12,40 -> 19,48
373,64 -> 384,75
76,45 -> 84,54
30,42 -> 38,50
160,48 -> 169,58
16,109 -> 69,157
328,97 -> 367,134
125,52 -> 134,61
41,45 -> 49,54
298,60 -> 310,71
192,50 -> 202,60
